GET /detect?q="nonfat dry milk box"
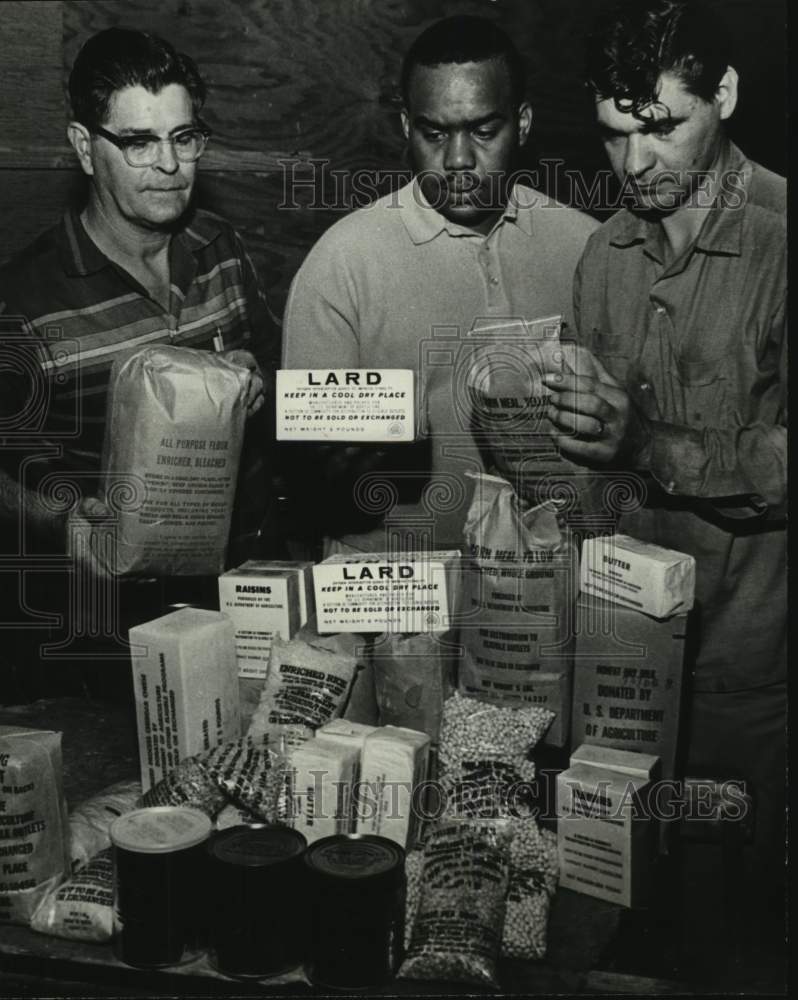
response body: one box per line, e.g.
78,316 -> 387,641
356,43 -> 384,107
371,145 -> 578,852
219,561 -> 314,679
276,369 -> 415,442
580,534 -> 695,619
313,550 -> 461,633
129,608 -> 239,792
557,745 -> 659,908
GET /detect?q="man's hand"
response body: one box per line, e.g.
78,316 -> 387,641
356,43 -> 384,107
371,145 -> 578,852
543,351 -> 634,463
218,348 -> 265,416
66,496 -> 117,579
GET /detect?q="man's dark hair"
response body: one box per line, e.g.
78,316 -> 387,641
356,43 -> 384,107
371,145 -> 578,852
401,15 -> 526,108
586,0 -> 732,117
68,27 -> 206,129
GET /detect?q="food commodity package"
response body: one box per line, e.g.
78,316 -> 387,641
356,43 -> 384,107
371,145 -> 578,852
287,739 -> 359,843
101,345 -> 249,576
580,534 -> 695,619
30,847 -> 113,943
247,632 -> 359,743
370,632 -> 457,742
465,317 -> 603,511
355,726 -> 431,848
276,368 -> 415,442
438,694 -> 553,819
313,550 -> 461,633
201,737 -> 289,823
219,561 -> 310,679
137,757 -> 227,817
557,746 -> 658,908
404,818 -> 559,961
398,819 -> 511,989
68,779 -> 141,871
128,608 -> 240,792
0,727 -> 70,925
573,594 -> 687,778
459,473 -> 577,746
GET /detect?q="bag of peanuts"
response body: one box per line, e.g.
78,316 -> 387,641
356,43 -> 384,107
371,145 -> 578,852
438,693 -> 553,818
101,345 -> 250,576
458,473 -> 577,742
398,818 -> 512,989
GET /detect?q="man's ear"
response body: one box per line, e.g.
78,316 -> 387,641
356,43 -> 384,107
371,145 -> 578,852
517,101 -> 533,146
716,66 -> 738,121
67,122 -> 94,177
400,108 -> 410,141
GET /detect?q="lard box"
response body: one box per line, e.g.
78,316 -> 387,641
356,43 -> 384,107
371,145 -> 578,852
129,608 -> 240,792
355,725 -> 430,849
276,369 -> 415,442
572,594 -> 686,778
580,534 -> 695,619
313,550 -> 461,633
218,560 -> 314,679
557,745 -> 658,908
288,740 -> 360,844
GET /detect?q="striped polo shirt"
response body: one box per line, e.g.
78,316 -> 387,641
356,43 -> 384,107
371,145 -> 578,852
0,207 -> 277,498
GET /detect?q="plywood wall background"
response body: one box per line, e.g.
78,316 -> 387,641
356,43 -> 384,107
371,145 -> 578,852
0,0 -> 787,317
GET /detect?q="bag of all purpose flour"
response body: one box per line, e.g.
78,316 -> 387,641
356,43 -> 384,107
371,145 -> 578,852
101,345 -> 250,576
0,727 -> 70,925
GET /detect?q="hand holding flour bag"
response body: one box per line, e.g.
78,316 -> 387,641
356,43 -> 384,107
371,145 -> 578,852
100,345 -> 249,576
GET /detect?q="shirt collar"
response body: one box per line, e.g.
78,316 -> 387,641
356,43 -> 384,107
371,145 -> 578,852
400,178 -> 532,244
608,140 -> 748,258
58,205 -> 223,277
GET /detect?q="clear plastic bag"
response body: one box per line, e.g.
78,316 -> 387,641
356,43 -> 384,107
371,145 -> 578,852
398,819 -> 511,989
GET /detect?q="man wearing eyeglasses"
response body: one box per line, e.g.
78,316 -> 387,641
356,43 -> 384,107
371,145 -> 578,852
0,28 -> 276,699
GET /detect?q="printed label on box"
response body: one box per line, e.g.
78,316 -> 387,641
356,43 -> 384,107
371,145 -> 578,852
276,369 -> 415,441
313,550 -> 461,634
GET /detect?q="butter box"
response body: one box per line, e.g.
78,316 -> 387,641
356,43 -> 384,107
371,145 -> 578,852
219,560 -> 316,679
288,740 -> 360,844
313,550 -> 461,633
557,755 -> 655,908
276,368 -> 415,442
580,534 -> 695,619
129,608 -> 240,792
572,594 -> 687,778
355,725 -> 431,848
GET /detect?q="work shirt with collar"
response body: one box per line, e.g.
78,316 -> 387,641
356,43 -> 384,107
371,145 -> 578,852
283,178 -> 598,549
0,207 -> 276,497
574,142 -> 786,692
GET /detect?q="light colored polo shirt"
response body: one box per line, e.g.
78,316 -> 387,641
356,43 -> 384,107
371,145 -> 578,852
283,179 -> 598,549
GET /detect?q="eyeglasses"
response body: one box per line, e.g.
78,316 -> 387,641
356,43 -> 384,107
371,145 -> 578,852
92,123 -> 212,167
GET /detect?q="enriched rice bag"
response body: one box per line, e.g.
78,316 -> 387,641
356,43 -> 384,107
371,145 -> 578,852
248,633 -> 358,743
0,727 -> 70,925
101,344 -> 249,576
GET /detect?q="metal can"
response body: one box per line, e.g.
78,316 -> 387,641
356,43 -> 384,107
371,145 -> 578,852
304,834 -> 405,990
207,825 -> 307,977
109,806 -> 211,968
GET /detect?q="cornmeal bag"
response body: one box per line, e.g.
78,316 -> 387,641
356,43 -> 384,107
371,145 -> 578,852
0,727 -> 70,925
458,474 -> 577,745
101,345 -> 249,575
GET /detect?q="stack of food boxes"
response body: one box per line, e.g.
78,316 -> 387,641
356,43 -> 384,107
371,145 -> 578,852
557,534 -> 696,907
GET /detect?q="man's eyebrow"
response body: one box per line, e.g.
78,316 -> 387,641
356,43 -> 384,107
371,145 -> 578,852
640,115 -> 687,132
413,111 -> 507,129
115,123 -> 197,136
